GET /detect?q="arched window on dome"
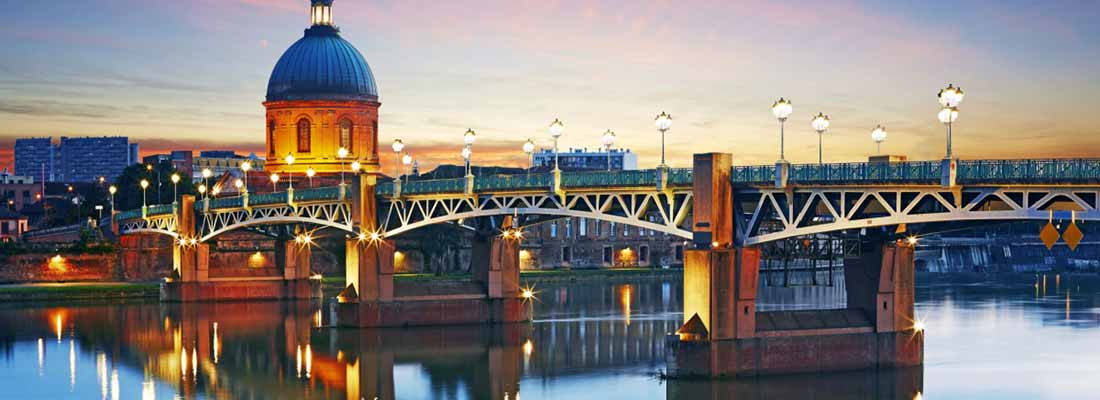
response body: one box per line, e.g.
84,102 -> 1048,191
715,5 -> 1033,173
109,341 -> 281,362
339,119 -> 353,155
267,120 -> 276,157
297,118 -> 312,153
372,119 -> 379,159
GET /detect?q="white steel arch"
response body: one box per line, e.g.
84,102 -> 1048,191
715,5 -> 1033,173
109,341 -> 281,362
736,185 -> 1100,245
380,190 -> 694,238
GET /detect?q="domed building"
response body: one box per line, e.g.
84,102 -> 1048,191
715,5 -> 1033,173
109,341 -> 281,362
264,0 -> 380,175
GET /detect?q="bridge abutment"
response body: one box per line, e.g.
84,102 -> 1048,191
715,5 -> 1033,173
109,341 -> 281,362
161,195 -> 321,302
666,152 -> 923,378
336,177 -> 529,327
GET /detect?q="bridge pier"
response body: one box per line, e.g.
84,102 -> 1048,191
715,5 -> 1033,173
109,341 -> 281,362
336,176 -> 530,327
161,195 -> 321,302
666,153 -> 923,378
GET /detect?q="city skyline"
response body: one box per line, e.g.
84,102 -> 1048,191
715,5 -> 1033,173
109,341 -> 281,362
2,0 -> 1099,173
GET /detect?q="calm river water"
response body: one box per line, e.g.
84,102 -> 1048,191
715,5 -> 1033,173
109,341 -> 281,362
1,273 -> 1098,399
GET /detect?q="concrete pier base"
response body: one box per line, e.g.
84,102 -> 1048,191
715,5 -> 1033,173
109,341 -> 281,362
336,296 -> 529,327
161,279 -> 321,302
667,242 -> 922,378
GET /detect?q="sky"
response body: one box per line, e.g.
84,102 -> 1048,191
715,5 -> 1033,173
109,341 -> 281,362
1,0 -> 1099,172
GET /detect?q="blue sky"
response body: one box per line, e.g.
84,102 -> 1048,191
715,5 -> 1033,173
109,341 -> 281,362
1,0 -> 1098,170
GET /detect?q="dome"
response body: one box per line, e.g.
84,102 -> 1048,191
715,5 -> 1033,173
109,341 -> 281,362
266,25 -> 378,102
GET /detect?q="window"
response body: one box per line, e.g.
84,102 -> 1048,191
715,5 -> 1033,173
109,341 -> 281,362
675,245 -> 684,262
339,119 -> 353,153
579,218 -> 587,237
623,225 -> 630,237
550,223 -> 557,238
561,246 -> 572,263
603,246 -> 613,264
372,120 -> 379,157
296,118 -> 311,153
609,222 -> 616,237
565,219 -> 572,238
595,221 -> 602,237
1,222 -> 8,234
268,120 -> 276,156
640,246 -> 649,263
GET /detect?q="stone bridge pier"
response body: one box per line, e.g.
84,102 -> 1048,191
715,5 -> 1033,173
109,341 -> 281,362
336,175 -> 530,327
665,153 -> 923,377
160,195 -> 321,302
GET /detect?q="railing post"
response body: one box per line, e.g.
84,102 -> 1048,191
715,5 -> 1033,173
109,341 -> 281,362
141,205 -> 148,220
202,197 -> 209,214
940,158 -> 957,188
287,187 -> 296,207
775,160 -> 790,188
656,165 -> 669,192
552,169 -> 563,195
339,182 -> 347,201
242,191 -> 250,211
394,180 -> 402,198
465,174 -> 475,196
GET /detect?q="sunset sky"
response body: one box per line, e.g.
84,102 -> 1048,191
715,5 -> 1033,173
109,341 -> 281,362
2,0 -> 1099,172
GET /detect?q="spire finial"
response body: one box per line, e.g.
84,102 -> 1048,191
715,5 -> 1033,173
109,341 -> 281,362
310,0 -> 334,26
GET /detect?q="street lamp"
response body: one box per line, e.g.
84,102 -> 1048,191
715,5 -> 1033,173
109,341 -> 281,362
811,112 -> 830,164
170,173 -> 180,204
391,139 -> 405,179
306,167 -> 316,188
771,98 -> 793,161
234,178 -> 244,194
461,146 -> 473,177
522,139 -> 536,173
198,184 -> 207,198
401,153 -> 413,184
140,179 -> 149,208
601,129 -> 616,171
938,84 -> 964,159
337,147 -> 349,185
655,112 -> 672,167
240,161 -> 252,194
270,173 -> 280,192
284,154 -> 295,189
549,119 -> 564,172
201,168 -> 212,199
871,125 -> 887,155
463,129 -> 476,177
108,185 -> 117,214
350,161 -> 361,174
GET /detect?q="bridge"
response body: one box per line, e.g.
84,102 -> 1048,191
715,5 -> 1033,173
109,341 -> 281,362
113,155 -> 1100,377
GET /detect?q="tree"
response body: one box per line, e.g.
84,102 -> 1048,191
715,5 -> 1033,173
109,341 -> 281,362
113,162 -> 196,211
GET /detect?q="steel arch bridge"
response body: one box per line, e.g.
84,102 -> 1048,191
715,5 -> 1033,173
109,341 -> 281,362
113,158 -> 1100,245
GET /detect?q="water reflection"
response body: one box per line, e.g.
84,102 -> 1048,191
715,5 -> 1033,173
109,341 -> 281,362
1,274 -> 1100,398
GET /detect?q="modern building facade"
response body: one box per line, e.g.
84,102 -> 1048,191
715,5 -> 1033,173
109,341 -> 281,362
14,136 -> 139,183
0,207 -> 29,242
263,0 -> 381,176
532,148 -> 638,171
193,152 -> 265,180
0,169 -> 41,213
13,137 -> 58,182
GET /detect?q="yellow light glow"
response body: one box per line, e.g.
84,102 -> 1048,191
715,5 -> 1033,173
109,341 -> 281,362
520,284 -> 538,302
907,236 -> 919,246
913,318 -> 926,333
248,252 -> 266,268
522,339 -> 534,356
711,241 -> 719,248
212,322 -> 220,364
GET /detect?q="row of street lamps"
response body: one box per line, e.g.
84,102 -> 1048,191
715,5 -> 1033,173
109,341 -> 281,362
771,83 -> 965,163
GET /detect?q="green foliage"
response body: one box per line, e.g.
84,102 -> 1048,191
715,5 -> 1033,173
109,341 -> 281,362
113,162 -> 197,211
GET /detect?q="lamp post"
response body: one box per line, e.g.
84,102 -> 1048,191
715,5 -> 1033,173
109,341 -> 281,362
463,129 -> 476,177
198,184 -> 207,199
771,98 -> 793,161
240,161 -> 252,194
108,185 -> 116,214
306,167 -> 316,188
201,168 -> 212,199
337,147 -> 349,185
350,161 -> 361,174
522,139 -> 536,174
140,179 -> 149,209
401,153 -> 413,184
601,129 -> 616,171
170,173 -> 180,204
461,146 -> 473,177
655,112 -> 672,167
871,125 -> 887,155
811,112 -> 830,164
270,173 -> 280,192
391,139 -> 405,179
549,119 -> 564,172
234,178 -> 244,194
284,154 -> 295,190
937,84 -> 964,159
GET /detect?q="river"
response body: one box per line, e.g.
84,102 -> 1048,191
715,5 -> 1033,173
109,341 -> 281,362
0,273 -> 1098,399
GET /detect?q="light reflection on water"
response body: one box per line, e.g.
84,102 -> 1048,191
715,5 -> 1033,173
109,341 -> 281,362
0,274 -> 1098,399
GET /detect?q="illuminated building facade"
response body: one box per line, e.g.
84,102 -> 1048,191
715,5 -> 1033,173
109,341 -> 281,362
262,0 -> 381,176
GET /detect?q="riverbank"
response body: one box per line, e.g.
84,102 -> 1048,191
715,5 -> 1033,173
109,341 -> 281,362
1,268 -> 683,302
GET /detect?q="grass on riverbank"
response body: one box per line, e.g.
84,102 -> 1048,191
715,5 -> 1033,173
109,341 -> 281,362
0,282 -> 160,301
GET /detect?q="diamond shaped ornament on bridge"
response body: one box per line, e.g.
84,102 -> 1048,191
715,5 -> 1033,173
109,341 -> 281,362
1040,222 -> 1060,250
1063,222 -> 1083,251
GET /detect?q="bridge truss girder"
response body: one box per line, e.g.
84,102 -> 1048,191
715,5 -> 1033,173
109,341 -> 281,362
737,185 -> 1100,246
379,190 -> 694,239
197,201 -> 354,242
